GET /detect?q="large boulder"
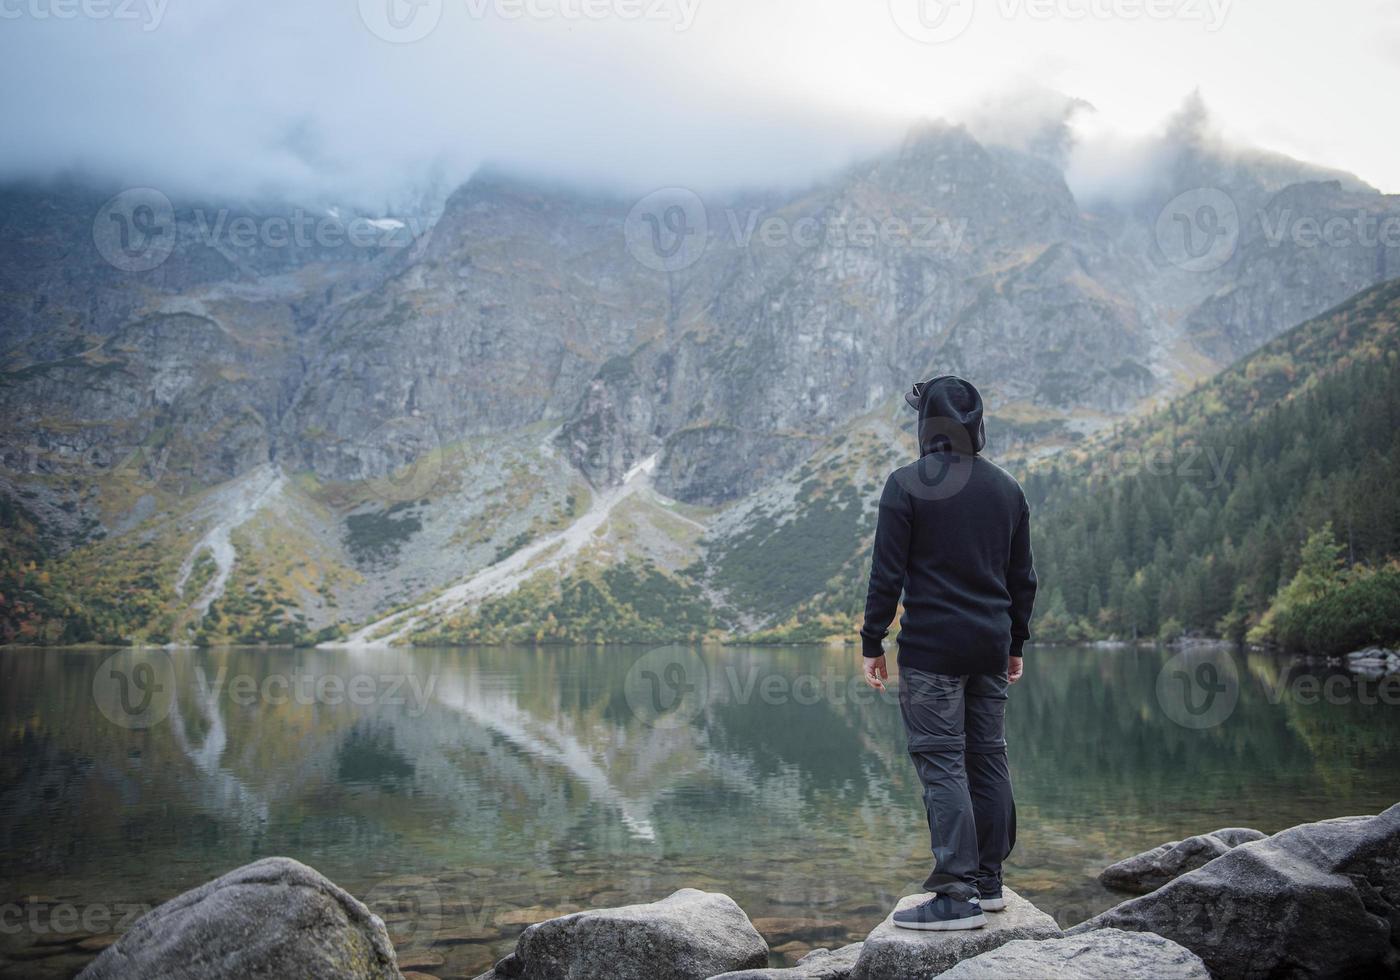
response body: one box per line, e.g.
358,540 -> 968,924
491,888 -> 767,980
1099,827 -> 1267,894
932,928 -> 1210,979
1070,804 -> 1400,978
711,942 -> 864,979
77,857 -> 401,980
851,887 -> 1060,980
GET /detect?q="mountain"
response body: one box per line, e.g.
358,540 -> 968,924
2,121 -> 1398,646
1026,276 -> 1400,646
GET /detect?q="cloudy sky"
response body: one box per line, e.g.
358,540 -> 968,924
1,0 -> 1397,206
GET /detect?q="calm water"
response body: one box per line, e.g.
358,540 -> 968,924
3,645 -> 1399,978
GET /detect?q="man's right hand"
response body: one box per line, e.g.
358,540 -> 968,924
1008,656 -> 1023,684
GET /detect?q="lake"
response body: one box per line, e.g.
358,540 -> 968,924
3,644 -> 1399,978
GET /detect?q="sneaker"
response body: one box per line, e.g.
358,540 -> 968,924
892,894 -> 987,931
978,888 -> 1007,912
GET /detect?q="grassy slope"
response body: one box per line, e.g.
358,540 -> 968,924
1026,277 -> 1400,643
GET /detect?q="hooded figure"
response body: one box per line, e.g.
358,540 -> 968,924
907,375 -> 986,456
860,374 -> 1037,933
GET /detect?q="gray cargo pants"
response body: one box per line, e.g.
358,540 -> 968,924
898,667 -> 1017,900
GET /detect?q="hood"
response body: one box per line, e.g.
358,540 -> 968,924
906,375 -> 986,456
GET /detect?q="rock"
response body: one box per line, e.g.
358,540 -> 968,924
1346,647 -> 1400,678
496,906 -> 564,928
1099,827 -> 1267,893
396,951 -> 445,971
75,935 -> 120,952
9,945 -> 71,961
499,888 -> 767,980
851,888 -> 1060,980
771,941 -> 813,960
76,857 -> 401,980
932,928 -> 1210,979
33,934 -> 82,948
750,917 -> 844,941
1069,804 -> 1400,979
1346,646 -> 1399,664
710,942 -> 864,979
2,952 -> 94,979
432,924 -> 508,945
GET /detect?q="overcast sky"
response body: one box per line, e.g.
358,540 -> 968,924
1,0 -> 1397,207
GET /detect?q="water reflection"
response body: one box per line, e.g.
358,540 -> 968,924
1,645 -> 1398,977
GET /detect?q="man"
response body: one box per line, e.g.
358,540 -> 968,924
860,375 -> 1037,931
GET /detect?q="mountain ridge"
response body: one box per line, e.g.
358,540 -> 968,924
3,120 -> 1398,645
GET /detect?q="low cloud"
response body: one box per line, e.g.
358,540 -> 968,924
1,0 -> 1394,208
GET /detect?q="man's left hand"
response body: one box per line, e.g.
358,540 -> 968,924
862,654 -> 888,690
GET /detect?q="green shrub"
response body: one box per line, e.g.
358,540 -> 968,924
1276,566 -> 1400,656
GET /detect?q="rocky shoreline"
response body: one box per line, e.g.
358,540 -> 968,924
70,804 -> 1399,980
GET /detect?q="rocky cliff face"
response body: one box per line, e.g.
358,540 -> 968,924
2,123 -> 1397,643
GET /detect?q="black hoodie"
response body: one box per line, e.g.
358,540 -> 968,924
860,377 -> 1037,675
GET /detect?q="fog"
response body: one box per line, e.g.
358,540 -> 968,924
1,0 -> 1397,208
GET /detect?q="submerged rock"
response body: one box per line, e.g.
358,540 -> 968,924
1071,804 -> 1400,978
711,942 -> 864,979
77,857 -> 401,980
933,928 -> 1210,979
1099,827 -> 1266,894
491,887 -> 767,980
851,887 -> 1059,980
